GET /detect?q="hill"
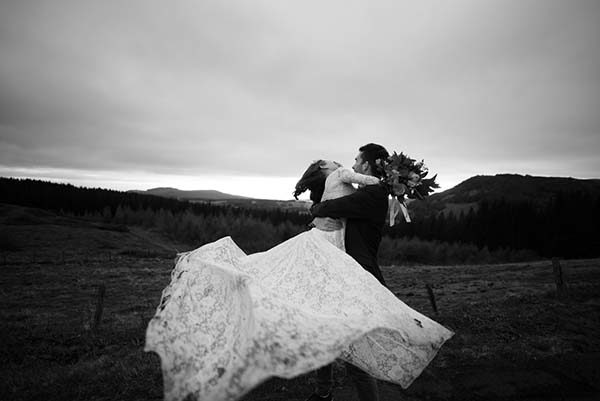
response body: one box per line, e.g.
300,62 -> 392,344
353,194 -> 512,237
129,187 -> 311,213
390,174 -> 600,259
128,187 -> 250,201
2,174 -> 599,259
412,174 -> 600,217
433,174 -> 600,204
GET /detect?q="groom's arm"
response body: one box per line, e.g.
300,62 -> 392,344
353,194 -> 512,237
310,187 -> 376,220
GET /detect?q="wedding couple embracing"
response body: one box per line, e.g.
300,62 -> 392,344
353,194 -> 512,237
145,143 -> 454,401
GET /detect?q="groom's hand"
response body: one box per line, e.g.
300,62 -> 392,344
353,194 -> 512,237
310,217 -> 343,232
310,203 -> 342,230
310,202 -> 327,217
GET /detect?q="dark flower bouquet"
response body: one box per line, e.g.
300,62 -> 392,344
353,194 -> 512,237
375,152 -> 439,223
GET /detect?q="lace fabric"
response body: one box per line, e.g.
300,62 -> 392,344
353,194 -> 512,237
145,167 -> 453,401
321,167 -> 380,202
146,230 -> 453,401
311,167 -> 379,251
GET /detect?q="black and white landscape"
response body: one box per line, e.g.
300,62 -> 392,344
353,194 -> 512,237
1,1 -> 599,400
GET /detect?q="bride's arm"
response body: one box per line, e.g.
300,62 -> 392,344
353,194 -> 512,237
311,186 -> 384,220
337,168 -> 380,186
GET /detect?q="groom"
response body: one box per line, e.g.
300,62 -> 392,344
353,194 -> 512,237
306,143 -> 390,401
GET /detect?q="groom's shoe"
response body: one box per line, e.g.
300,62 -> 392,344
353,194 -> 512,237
304,392 -> 333,401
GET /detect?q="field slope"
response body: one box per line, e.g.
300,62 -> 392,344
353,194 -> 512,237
1,203 -> 599,401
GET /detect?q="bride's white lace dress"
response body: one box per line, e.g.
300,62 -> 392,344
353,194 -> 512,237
145,168 -> 454,401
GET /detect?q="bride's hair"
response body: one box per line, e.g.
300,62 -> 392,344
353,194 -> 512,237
359,143 -> 389,178
293,160 -> 327,204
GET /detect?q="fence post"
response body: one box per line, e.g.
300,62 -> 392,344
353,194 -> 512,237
552,258 -> 567,298
92,284 -> 106,332
426,284 -> 438,314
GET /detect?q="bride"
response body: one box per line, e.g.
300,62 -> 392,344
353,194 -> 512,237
145,149 -> 454,401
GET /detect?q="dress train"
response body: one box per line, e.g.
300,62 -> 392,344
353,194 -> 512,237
145,230 -> 454,401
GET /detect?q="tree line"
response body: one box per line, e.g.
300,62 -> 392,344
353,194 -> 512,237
385,192 -> 600,259
0,177 -> 310,254
3,177 -> 598,263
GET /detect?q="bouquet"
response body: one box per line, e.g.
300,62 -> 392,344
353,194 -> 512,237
375,152 -> 439,224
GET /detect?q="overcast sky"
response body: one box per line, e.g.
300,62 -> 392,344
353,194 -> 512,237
1,0 -> 598,199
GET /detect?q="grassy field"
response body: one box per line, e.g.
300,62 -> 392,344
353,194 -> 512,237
1,203 -> 599,401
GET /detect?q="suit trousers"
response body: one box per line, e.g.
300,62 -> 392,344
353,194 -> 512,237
315,362 -> 379,401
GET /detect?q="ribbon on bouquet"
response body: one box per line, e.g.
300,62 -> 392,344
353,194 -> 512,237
388,197 -> 411,226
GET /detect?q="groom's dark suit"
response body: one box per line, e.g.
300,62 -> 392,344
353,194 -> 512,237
311,183 -> 388,286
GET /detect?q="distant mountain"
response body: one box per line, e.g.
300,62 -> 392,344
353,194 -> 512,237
128,187 -> 311,213
434,174 -> 600,203
415,174 -> 600,217
129,187 -> 250,201
131,175 -> 600,217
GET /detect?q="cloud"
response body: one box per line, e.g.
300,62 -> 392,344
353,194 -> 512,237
0,0 -> 598,198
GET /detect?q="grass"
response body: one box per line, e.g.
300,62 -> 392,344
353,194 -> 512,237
1,203 -> 599,400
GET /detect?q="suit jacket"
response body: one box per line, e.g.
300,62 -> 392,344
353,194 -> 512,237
311,184 -> 388,285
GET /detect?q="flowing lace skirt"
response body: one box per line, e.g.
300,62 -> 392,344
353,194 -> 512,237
145,229 -> 454,401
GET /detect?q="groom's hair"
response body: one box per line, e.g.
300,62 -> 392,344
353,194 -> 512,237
293,160 -> 327,204
359,143 -> 389,178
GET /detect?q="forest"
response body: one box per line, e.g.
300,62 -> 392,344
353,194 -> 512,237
2,177 -> 599,264
386,192 -> 600,260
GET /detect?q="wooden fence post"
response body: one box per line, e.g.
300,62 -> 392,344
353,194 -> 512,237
426,284 -> 438,314
92,284 -> 106,332
552,258 -> 568,298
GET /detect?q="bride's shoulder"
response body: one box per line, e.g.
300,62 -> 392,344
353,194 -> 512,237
325,166 -> 345,181
327,167 -> 355,184
335,167 -> 354,177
